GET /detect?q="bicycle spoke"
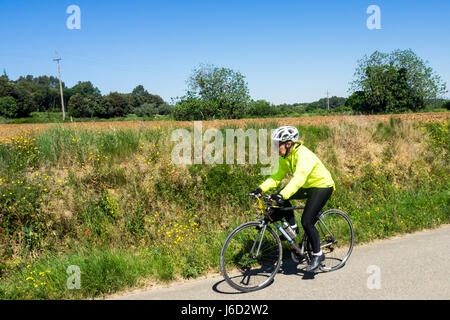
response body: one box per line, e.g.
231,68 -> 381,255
315,210 -> 354,271
220,222 -> 282,292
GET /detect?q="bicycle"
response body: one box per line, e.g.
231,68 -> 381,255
219,193 -> 354,292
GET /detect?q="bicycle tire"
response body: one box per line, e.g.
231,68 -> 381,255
316,209 -> 354,272
220,221 -> 282,292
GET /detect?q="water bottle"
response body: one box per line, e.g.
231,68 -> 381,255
282,221 -> 297,239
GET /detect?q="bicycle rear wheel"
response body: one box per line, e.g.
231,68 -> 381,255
315,209 -> 354,271
220,221 -> 282,292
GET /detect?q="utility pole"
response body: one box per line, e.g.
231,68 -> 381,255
53,52 -> 66,121
326,89 -> 330,111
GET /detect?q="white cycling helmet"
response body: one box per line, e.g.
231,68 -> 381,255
271,126 -> 299,143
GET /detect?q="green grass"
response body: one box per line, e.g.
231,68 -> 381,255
0,231 -> 229,299
0,118 -> 449,299
4,111 -> 176,124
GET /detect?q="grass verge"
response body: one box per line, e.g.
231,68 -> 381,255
0,117 -> 448,299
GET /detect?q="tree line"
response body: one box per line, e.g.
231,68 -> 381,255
0,71 -> 348,121
0,75 -> 169,119
0,49 -> 448,121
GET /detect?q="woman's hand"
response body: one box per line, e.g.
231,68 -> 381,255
249,187 -> 262,197
269,193 -> 285,205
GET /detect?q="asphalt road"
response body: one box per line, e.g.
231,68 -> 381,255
110,225 -> 450,300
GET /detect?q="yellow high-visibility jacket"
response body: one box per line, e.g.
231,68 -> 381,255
259,143 -> 335,199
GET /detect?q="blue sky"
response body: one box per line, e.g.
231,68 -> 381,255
1,0 -> 449,104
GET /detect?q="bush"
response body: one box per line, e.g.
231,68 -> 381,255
155,103 -> 172,115
245,100 -> 279,117
134,103 -> 156,117
442,100 -> 450,110
172,97 -> 221,120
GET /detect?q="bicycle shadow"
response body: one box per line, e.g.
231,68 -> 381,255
212,277 -> 257,295
211,259 -> 319,295
279,258 -> 317,280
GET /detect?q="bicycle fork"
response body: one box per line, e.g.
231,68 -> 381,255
249,224 -> 267,259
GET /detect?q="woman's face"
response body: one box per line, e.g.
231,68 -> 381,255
278,141 -> 293,157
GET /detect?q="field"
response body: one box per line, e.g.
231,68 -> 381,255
0,112 -> 449,299
0,112 -> 447,139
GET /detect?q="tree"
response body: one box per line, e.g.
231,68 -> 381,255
67,93 -> 87,118
184,64 -> 250,119
387,67 -> 424,113
88,95 -> 106,118
172,97 -> 220,120
0,77 -> 36,117
0,75 -> 14,97
155,103 -> 172,115
68,93 -> 103,118
103,92 -> 132,118
134,103 -> 156,118
70,81 -> 101,96
0,96 -> 18,118
363,65 -> 408,113
131,85 -> 164,109
350,49 -> 447,113
349,66 -> 423,113
245,100 -> 278,117
345,91 -> 368,113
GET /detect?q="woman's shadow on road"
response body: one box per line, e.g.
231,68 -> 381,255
212,259 -> 316,295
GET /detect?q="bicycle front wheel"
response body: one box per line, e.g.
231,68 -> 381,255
315,209 -> 354,272
220,221 -> 282,292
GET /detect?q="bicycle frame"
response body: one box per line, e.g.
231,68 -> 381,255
251,196 -> 306,258
251,195 -> 336,259
315,216 -> 337,249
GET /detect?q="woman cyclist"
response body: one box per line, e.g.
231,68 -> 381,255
251,126 -> 335,272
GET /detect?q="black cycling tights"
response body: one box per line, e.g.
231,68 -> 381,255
270,187 -> 334,253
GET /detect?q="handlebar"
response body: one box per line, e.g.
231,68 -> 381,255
247,193 -> 305,212
246,193 -> 273,202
